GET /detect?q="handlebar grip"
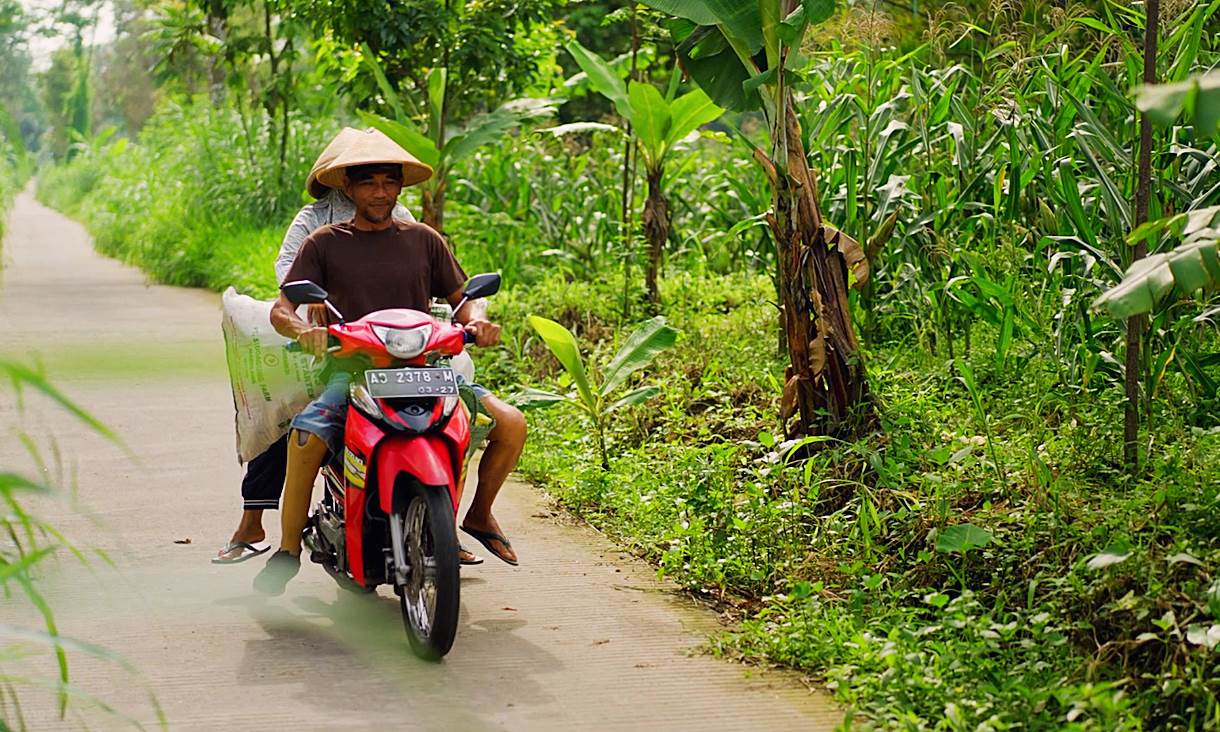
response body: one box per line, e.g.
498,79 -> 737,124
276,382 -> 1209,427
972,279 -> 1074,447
463,329 -> 476,345
284,334 -> 340,354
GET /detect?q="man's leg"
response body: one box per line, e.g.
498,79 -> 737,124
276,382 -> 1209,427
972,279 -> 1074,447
254,372 -> 347,594
460,394 -> 527,564
216,434 -> 287,562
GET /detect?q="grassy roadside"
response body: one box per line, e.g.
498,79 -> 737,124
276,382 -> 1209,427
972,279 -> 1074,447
488,272 -> 1219,729
37,124 -> 1220,728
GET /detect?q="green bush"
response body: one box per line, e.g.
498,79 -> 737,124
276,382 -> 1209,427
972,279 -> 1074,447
37,101 -> 338,297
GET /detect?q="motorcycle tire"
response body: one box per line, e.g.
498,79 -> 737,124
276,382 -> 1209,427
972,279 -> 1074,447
394,484 -> 460,661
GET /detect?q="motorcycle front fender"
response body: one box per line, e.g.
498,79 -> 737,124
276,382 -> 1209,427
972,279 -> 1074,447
376,433 -> 461,515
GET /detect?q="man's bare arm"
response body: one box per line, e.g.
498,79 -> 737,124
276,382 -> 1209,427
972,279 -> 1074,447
447,288 -> 500,347
271,293 -> 330,357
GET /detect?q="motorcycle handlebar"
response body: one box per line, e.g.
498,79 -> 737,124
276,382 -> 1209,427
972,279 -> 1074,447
284,334 -> 340,354
283,325 -> 472,352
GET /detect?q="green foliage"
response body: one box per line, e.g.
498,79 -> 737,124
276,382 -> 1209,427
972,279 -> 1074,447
38,101 -> 335,297
359,48 -> 559,169
934,523 -> 994,555
1136,70 -> 1220,136
30,0 -> 1220,727
564,39 -> 723,170
1094,236 -> 1220,319
504,273 -> 1220,728
305,0 -> 561,121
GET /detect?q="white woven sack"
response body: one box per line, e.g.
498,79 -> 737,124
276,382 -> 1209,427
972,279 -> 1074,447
221,288 -> 324,463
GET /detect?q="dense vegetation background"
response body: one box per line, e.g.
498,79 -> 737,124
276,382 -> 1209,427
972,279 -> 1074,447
4,0 -> 1219,727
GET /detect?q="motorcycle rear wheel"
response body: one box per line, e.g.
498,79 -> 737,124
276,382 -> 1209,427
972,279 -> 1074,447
393,484 -> 460,660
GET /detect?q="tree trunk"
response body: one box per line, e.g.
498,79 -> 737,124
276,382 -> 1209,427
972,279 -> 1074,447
642,167 -> 669,310
766,95 -> 874,438
422,182 -> 447,237
620,3 -> 641,322
1125,0 -> 1159,470
205,2 -> 227,106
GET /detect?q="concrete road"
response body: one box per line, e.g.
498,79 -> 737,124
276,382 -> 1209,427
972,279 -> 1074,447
0,191 -> 840,731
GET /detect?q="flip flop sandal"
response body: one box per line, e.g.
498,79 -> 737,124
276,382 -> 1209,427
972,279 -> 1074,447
211,540 -> 271,565
459,545 -> 485,566
460,526 -> 519,566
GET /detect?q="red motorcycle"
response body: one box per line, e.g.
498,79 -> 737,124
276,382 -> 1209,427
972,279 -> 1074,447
281,273 -> 500,660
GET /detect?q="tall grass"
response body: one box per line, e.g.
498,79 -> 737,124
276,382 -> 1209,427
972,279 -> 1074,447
0,361 -> 165,729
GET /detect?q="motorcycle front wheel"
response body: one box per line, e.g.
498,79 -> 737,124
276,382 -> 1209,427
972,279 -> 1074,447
393,483 -> 460,660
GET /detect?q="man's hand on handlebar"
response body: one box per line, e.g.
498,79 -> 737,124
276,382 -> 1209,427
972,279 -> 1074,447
464,319 -> 501,348
297,326 -> 331,358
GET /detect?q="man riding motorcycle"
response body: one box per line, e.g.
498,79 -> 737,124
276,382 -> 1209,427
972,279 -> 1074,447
254,129 -> 525,595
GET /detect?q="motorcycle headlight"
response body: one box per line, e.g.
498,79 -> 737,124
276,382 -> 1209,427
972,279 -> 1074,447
371,323 -> 432,359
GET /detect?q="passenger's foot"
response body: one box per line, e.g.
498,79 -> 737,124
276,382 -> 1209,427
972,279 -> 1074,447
459,516 -> 518,566
459,545 -> 484,566
212,539 -> 270,564
253,550 -> 300,595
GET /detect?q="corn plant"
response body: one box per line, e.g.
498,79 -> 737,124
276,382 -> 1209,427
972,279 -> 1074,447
513,315 -> 678,469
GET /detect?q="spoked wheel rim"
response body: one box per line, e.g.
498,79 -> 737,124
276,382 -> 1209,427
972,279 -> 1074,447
400,496 -> 438,641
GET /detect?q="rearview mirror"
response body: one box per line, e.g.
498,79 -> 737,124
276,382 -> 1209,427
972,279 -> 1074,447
282,280 -> 329,305
463,273 -> 501,300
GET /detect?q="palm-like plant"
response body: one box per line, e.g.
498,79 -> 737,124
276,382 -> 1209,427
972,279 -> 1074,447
564,40 -> 724,307
1094,206 -> 1220,318
513,316 -> 678,470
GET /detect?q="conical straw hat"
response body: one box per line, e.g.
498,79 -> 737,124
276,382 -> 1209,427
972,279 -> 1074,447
306,127 -> 363,199
315,128 -> 433,191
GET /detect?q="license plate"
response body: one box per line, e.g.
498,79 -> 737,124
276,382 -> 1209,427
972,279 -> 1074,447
364,367 -> 458,398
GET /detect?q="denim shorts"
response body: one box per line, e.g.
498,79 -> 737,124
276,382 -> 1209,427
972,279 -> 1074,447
291,370 -> 490,456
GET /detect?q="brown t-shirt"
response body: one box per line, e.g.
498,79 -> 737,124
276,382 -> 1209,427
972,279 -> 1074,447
284,220 -> 466,322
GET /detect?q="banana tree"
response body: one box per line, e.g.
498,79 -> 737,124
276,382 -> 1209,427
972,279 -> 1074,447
513,315 -> 679,470
565,40 -> 724,307
1096,72 -> 1220,318
1135,70 -> 1220,137
359,46 -> 556,234
638,0 -> 875,438
1094,205 -> 1220,318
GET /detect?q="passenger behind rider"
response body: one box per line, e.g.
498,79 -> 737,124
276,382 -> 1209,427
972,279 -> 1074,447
253,130 -> 525,595
215,127 -> 422,565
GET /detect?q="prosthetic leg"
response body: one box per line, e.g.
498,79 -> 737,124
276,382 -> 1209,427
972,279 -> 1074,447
279,429 -> 329,554
253,429 -> 328,595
